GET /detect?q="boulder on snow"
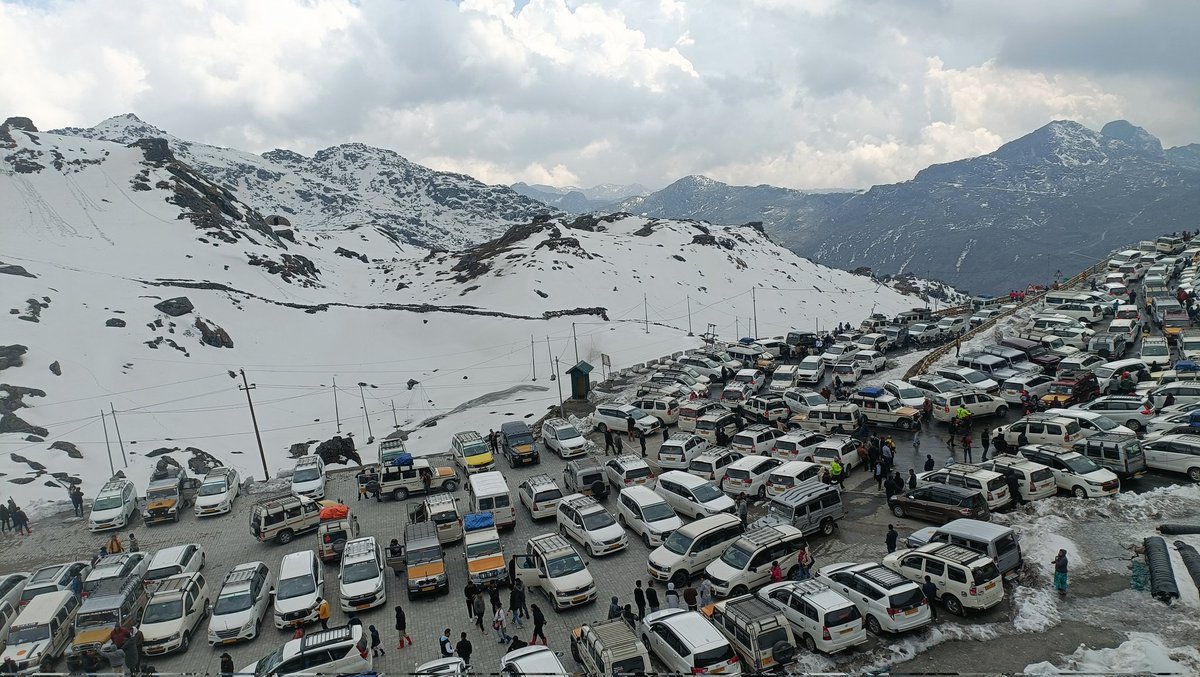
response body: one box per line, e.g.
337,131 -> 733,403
0,262 -> 35,278
194,317 -> 234,348
154,297 -> 194,317
50,441 -> 83,459
0,345 -> 27,370
106,318 -> 127,327
0,413 -> 48,437
49,361 -> 61,376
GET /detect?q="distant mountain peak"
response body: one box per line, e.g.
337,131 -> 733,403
1101,119 -> 1164,155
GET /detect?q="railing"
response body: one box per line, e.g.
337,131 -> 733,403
903,259 -> 1112,380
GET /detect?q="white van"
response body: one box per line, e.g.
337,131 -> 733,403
757,580 -> 865,654
467,471 -> 515,530
511,534 -> 597,610
87,478 -> 138,533
678,400 -> 728,433
290,456 -> 327,500
338,537 -> 386,612
1,591 -> 79,672
768,366 -> 802,393
656,471 -> 736,519
657,433 -> 711,470
790,403 -> 862,434
647,513 -> 744,586
517,474 -> 565,520
616,486 -> 682,548
883,544 -> 1004,615
764,461 -> 824,498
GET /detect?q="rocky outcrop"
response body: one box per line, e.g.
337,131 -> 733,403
0,345 -> 27,371
0,384 -> 45,413
154,296 -> 195,316
194,317 -> 234,348
50,441 -> 83,459
106,317 -> 127,327
335,247 -> 368,263
0,262 -> 35,278
0,413 -> 48,437
0,117 -> 37,147
49,361 -> 61,376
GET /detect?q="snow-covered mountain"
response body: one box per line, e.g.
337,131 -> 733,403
51,113 -> 556,250
510,182 -> 648,212
1,116 -> 922,514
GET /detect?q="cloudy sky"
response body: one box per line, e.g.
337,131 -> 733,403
2,0 -> 1196,190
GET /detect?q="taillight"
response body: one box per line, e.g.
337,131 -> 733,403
886,607 -> 900,618
986,491 -> 994,500
1028,479 -> 1036,491
960,508 -> 973,515
919,597 -> 928,606
624,478 -> 632,485
822,626 -> 831,640
969,586 -> 979,596
944,406 -> 950,412
323,535 -> 331,543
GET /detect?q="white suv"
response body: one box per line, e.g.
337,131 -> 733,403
273,550 -> 325,630
88,478 -> 138,532
657,433 -> 711,470
207,561 -> 273,645
141,572 -> 211,656
757,580 -> 866,654
657,471 -> 736,519
338,537 -> 386,612
604,455 -> 655,490
518,474 -> 565,520
730,424 -> 785,455
542,419 -> 589,458
556,494 -> 628,557
290,456 -> 326,500
592,404 -> 660,435
721,456 -> 783,499
882,544 -> 1004,616
703,524 -> 806,597
617,486 -> 682,547
194,467 -> 240,517
815,562 -> 932,635
639,609 -> 742,677
1018,445 -> 1120,498
241,626 -> 371,677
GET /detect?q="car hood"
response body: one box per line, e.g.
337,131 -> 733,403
292,478 -> 324,492
3,641 -> 47,663
195,493 -> 228,508
648,547 -> 685,570
1081,469 -> 1120,483
209,609 -> 254,632
1039,394 -> 1074,404
550,569 -> 594,592
700,494 -> 736,512
586,523 -> 626,543
72,626 -> 115,648
646,515 -> 683,535
146,498 -> 178,512
274,593 -> 318,615
796,366 -> 820,376
558,437 -> 588,450
467,554 -> 506,574
89,506 -> 125,522
704,558 -> 742,582
341,578 -> 383,597
141,619 -> 186,642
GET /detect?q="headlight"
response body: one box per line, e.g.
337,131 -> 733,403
168,632 -> 182,641
1085,479 -> 1103,486
168,507 -> 177,513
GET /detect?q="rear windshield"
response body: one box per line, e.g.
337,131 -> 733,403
533,488 -> 562,503
697,420 -> 717,431
759,627 -> 790,654
972,562 -> 1001,585
612,657 -> 648,674
768,474 -> 794,488
626,467 -> 653,480
774,440 -> 798,453
694,643 -> 737,668
995,534 -> 1019,556
725,468 -> 750,480
986,477 -> 1007,491
1031,468 -> 1055,483
731,434 -> 754,446
824,605 -> 861,627
889,587 -> 924,610
689,460 -> 714,473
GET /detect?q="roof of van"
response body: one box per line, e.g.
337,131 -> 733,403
672,512 -> 740,537
12,590 -> 74,622
500,421 -> 531,433
577,617 -> 646,661
468,471 -> 509,493
772,479 -> 837,505
937,519 -> 1014,540
619,485 -> 665,504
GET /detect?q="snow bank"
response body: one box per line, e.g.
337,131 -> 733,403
1023,632 -> 1200,674
859,622 -> 1003,673
1020,531 -> 1085,580
1010,586 -> 1062,633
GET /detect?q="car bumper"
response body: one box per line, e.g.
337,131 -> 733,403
885,608 -> 932,633
88,518 -> 125,532
341,590 -> 388,611
553,588 -> 597,609
818,628 -> 868,653
209,623 -> 257,645
274,607 -> 319,629
143,635 -> 186,656
591,538 -> 628,556
195,503 -> 232,517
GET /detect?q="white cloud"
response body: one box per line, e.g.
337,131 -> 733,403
0,0 -> 1191,190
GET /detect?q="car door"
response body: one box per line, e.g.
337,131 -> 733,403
904,488 -> 934,520
897,554 -> 924,583
649,622 -> 680,671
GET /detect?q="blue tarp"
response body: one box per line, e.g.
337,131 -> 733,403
1189,411 -> 1200,426
390,453 -> 414,467
464,512 -> 494,531
1176,360 -> 1199,372
857,386 -> 885,398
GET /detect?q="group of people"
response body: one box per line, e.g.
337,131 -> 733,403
0,497 -> 32,535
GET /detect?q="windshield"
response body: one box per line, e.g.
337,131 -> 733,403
972,562 -> 1001,585
995,534 -> 1019,556
1048,384 -> 1074,395
963,372 -> 988,384
142,599 -> 183,624
214,591 -> 253,615
507,433 -> 534,446
720,542 -> 754,569
146,487 -> 176,500
815,448 -> 841,460
800,358 -> 821,369
581,511 -> 616,530
1095,367 -> 1117,380
725,468 -> 750,480
827,345 -> 846,356
735,373 -> 756,384
641,502 -> 675,523
293,467 -> 322,483
342,560 -> 380,584
1062,456 -> 1102,474
694,644 -> 736,668
889,587 -> 924,609
254,647 -> 285,677
76,610 -> 119,629
697,420 -> 716,431
1089,416 -> 1120,432
431,510 -> 458,525
894,386 -> 923,399
1031,468 -> 1055,483
771,372 -> 793,383
759,627 -> 790,653
199,481 -> 227,496
555,427 -> 582,441
276,575 -> 316,600
663,531 -> 694,555
145,566 -> 180,581
833,364 -> 854,374
1144,345 -> 1169,356
407,546 -> 442,565
92,496 -> 124,511
9,624 -> 50,644
466,539 -> 501,559
671,373 -> 697,385
691,483 -> 724,503
546,554 -> 585,578
463,442 -> 489,457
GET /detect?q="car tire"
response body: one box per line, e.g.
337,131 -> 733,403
181,631 -> 191,652
276,529 -> 295,545
820,518 -> 836,536
898,418 -> 912,431
643,533 -> 652,547
944,596 -> 964,616
865,615 -> 882,635
671,570 -> 688,587
618,513 -> 627,527
892,505 -> 906,518
995,405 -> 1008,417
757,486 -> 766,499
597,423 -> 608,433
1126,420 -> 1141,431
443,479 -> 459,492
1073,486 -> 1088,499
731,585 -> 748,597
393,487 -> 409,501
803,633 -> 817,652
253,617 -> 261,640
1188,467 -> 1200,483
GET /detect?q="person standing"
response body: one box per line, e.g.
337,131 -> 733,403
317,598 -> 331,630
439,628 -> 454,657
922,576 -> 938,621
70,486 -> 84,517
645,582 -> 660,614
638,430 -> 647,458
633,581 -> 646,620
907,469 -> 918,490
493,604 -> 512,644
665,583 -> 680,610
455,632 -> 473,668
369,625 -> 384,657
626,416 -> 636,441
463,582 -> 479,619
830,460 -> 844,489
736,494 -> 748,528
472,593 -> 486,634
795,545 -> 813,580
0,503 -> 9,532
530,604 -> 547,646
962,434 -> 973,463
1052,550 -> 1070,598
874,461 -> 885,490
395,605 -> 411,649
603,428 -> 615,454
488,582 -> 502,615
107,533 -> 124,554
614,435 -> 624,456
886,525 -> 899,554
883,474 -> 899,500
662,428 -> 670,443
1007,473 -> 1024,506
924,454 -> 935,472
219,652 -> 235,677
769,561 -> 783,584
980,427 -> 991,461
12,509 -> 29,535
683,583 -> 699,611
699,578 -> 713,608
509,581 -> 526,628
608,596 -> 622,620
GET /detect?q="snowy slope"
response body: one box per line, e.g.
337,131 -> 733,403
0,120 -> 922,514
52,114 -> 556,249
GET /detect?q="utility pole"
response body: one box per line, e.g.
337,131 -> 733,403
109,403 -> 128,468
531,335 -> 537,381
546,337 -> 555,381
358,383 -> 373,442
572,323 -> 579,364
735,317 -> 739,339
390,400 -> 399,429
687,296 -> 693,336
643,294 -> 649,334
100,410 -> 114,476
555,357 -> 564,416
238,369 -> 270,482
752,287 -> 759,338
332,376 -> 341,434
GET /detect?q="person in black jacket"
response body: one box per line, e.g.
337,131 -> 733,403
922,576 -> 939,621
645,582 -> 660,613
924,454 -> 935,472
633,581 -> 646,620
219,653 -> 234,677
455,632 -> 473,668
529,604 -> 547,645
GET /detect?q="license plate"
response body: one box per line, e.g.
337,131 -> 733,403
291,620 -> 304,627
1134,472 -> 1145,478
421,585 -> 436,592
356,603 -> 372,609
905,608 -> 918,615
839,628 -> 853,634
985,582 -> 996,590
222,639 -> 238,645
572,595 -> 588,603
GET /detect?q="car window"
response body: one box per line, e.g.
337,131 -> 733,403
924,559 -> 945,576
948,566 -> 967,584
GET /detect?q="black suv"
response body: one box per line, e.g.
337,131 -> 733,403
888,485 -> 989,524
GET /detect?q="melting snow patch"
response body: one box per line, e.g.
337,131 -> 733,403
860,623 -> 1003,673
1019,530 -> 1085,579
1011,586 -> 1061,633
1023,632 -> 1200,674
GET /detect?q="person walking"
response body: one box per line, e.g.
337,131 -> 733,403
100,641 -> 125,675
1007,473 -> 1024,506
633,581 -> 646,620
683,583 -> 699,611
924,454 -> 935,472
830,460 -> 844,489
662,428 -> 670,443
645,582 -> 660,614
493,604 -> 512,644
769,561 -> 783,584
0,503 -> 9,533
219,652 -> 235,677
530,604 -> 547,646
463,582 -> 479,619
11,509 -> 29,535
795,545 -> 813,580
395,605 -> 412,649
509,581 -> 526,628
699,578 -> 714,608
472,592 -> 486,634
488,582 -> 502,615
946,430 -> 957,452
608,596 -> 622,620
369,625 -> 385,657
922,576 -> 939,621
638,430 -> 647,458
883,473 -> 899,500
1052,549 -> 1070,598
907,469 -> 918,490
439,628 -> 454,657
455,632 -> 473,668
128,533 -> 139,553
886,525 -> 899,554
614,435 -> 624,456
626,416 -> 636,441
665,582 -> 680,610
873,461 -> 885,490
962,434 -> 973,463
603,428 -> 614,454
317,598 -> 331,630
107,533 -> 124,554
980,427 -> 991,461
736,494 -> 748,528
70,487 -> 84,517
